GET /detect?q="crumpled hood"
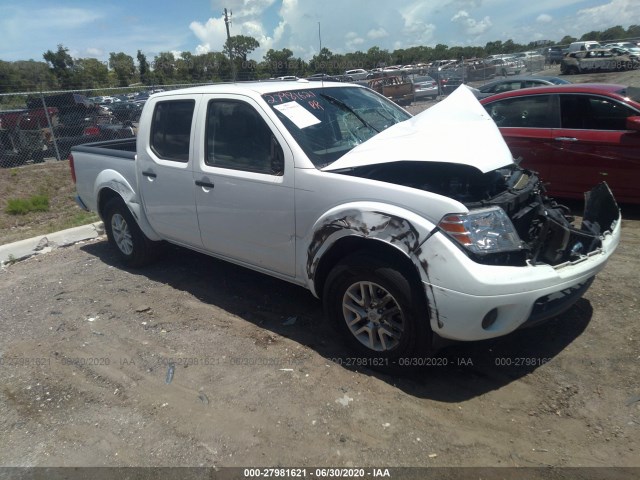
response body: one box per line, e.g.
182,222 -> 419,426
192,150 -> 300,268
322,85 -> 514,173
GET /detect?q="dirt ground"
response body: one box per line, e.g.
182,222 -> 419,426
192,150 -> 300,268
0,66 -> 639,473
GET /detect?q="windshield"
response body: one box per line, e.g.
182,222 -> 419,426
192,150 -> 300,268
263,86 -> 411,168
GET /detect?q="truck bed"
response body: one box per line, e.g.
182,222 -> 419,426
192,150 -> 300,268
71,138 -> 137,160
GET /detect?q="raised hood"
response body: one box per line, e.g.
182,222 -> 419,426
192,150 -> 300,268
322,85 -> 514,173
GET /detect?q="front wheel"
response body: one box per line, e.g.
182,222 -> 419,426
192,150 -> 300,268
323,254 -> 431,362
104,197 -> 160,267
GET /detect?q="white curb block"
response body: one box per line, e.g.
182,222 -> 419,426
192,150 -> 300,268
0,222 -> 105,266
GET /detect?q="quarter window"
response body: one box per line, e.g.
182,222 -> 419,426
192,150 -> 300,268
150,100 -> 195,162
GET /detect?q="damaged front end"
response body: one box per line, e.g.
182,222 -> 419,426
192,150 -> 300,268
436,166 -> 620,267
345,160 -> 620,268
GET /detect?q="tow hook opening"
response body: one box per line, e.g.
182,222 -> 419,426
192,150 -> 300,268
482,308 -> 499,330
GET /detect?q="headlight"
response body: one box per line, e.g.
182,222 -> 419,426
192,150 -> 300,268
438,206 -> 523,254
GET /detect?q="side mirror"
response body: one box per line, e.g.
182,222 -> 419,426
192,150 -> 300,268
270,135 -> 285,176
626,116 -> 640,132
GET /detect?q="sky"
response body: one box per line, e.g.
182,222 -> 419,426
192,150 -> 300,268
1,0 -> 640,64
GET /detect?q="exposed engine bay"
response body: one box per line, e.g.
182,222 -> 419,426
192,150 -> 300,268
342,161 -> 620,267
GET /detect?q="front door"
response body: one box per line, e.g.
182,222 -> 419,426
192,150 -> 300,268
193,95 -> 296,277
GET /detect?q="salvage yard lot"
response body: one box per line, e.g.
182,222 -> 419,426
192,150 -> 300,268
0,66 -> 639,470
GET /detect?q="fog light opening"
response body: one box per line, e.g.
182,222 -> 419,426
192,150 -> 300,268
482,308 -> 498,330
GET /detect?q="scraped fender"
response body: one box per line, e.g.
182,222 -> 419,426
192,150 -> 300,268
94,169 -> 161,241
304,202 -> 437,296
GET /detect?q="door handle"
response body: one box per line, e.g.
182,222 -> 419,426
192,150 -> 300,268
195,180 -> 215,188
554,137 -> 578,142
142,170 -> 157,178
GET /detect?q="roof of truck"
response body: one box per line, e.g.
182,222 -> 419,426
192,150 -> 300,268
149,80 -> 357,99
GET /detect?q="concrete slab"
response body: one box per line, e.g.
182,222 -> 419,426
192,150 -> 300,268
0,222 -> 105,266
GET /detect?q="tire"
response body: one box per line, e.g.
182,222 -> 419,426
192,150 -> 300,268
103,197 -> 160,267
323,253 -> 431,362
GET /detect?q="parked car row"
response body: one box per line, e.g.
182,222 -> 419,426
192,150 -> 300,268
1,92 -> 136,167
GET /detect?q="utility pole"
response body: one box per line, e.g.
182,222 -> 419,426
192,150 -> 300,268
224,8 -> 236,81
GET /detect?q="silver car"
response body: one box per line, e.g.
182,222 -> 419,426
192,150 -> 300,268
411,75 -> 438,100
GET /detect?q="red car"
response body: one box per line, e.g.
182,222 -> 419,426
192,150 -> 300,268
480,83 -> 640,203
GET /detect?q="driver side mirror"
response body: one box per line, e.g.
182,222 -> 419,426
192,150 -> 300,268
626,116 -> 640,132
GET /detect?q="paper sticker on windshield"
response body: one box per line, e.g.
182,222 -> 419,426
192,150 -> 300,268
273,101 -> 321,129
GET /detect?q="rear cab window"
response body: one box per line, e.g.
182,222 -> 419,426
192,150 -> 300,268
150,100 -> 196,162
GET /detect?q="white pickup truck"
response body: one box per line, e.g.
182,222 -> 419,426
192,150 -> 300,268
70,81 -> 621,361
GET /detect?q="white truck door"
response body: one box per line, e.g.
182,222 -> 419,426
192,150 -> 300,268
137,97 -> 202,248
193,95 -> 296,277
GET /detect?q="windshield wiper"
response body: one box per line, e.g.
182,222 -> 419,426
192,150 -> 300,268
319,93 -> 380,133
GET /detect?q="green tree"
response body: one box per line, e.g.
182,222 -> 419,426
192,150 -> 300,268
344,50 -> 368,71
627,25 -> 640,38
153,52 -> 176,84
558,35 -> 577,45
225,35 -> 260,62
194,51 -> 230,81
600,25 -> 626,41
310,47 -> 338,74
137,50 -> 152,85
365,46 -> 391,69
433,44 -> 450,60
176,51 -> 195,82
502,39 -> 520,54
580,31 -> 601,41
74,58 -> 109,89
109,52 -> 136,87
263,48 -> 294,77
43,44 -> 75,88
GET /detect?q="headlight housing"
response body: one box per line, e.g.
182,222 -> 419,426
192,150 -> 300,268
438,206 -> 524,254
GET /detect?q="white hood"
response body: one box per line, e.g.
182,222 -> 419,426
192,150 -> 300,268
322,85 -> 514,173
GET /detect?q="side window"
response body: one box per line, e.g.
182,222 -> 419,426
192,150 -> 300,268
205,100 -> 283,175
150,100 -> 195,162
484,95 -> 556,128
493,81 -> 520,93
560,95 -> 637,130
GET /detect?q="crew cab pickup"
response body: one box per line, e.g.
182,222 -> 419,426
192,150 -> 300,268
70,82 -> 621,360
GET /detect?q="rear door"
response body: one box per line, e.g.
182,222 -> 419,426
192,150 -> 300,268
551,93 -> 640,202
193,94 -> 296,277
137,96 -> 203,248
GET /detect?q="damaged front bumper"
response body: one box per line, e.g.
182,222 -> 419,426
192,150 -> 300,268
420,183 -> 621,342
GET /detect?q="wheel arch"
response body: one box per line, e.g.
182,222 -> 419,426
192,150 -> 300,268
305,206 -> 438,300
96,185 -> 161,242
313,236 -> 425,303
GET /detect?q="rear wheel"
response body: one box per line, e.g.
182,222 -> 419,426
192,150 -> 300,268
323,254 -> 431,363
104,197 -> 160,267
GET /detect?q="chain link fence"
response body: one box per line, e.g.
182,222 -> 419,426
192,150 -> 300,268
0,54 -> 549,170
0,83 -> 213,169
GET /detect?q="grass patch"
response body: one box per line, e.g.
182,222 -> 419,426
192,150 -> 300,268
6,195 -> 50,215
0,161 -> 100,245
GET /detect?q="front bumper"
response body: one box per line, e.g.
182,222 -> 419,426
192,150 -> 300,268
419,187 -> 621,342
